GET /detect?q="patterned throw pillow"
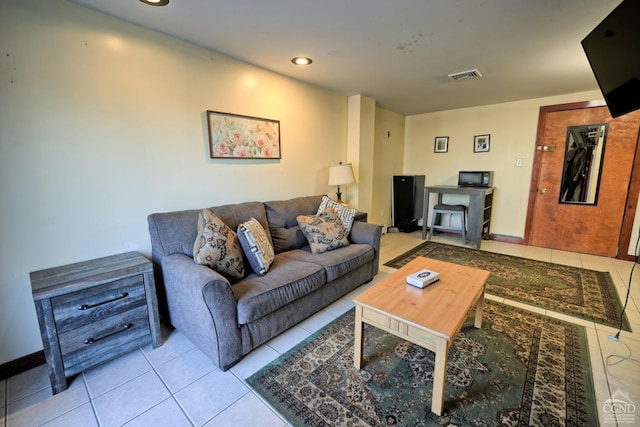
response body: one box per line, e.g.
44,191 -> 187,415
297,207 -> 349,254
237,217 -> 275,275
193,209 -> 245,280
317,195 -> 358,234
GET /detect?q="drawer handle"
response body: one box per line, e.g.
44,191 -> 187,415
84,323 -> 133,345
78,292 -> 129,310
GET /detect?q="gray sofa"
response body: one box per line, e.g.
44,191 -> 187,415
147,195 -> 382,370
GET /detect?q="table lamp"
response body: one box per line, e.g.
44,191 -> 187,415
328,162 -> 356,203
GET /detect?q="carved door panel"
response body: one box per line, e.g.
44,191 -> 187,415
529,106 -> 640,256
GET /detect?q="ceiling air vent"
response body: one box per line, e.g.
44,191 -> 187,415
448,69 -> 482,81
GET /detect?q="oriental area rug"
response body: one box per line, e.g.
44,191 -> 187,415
384,241 -> 630,331
247,302 -> 598,426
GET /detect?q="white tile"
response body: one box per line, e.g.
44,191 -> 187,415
7,364 -> 50,403
520,246 -> 552,262
544,310 -> 595,328
265,325 -> 310,355
492,243 -> 526,257
580,254 -> 615,272
175,370 -> 249,426
143,329 -> 196,368
6,377 -> 89,427
204,392 -> 285,427
501,298 -> 546,315
297,309 -> 336,334
93,370 -> 170,427
484,293 -> 504,303
122,397 -> 192,427
323,297 -> 354,318
155,347 -> 216,393
230,345 -> 279,380
550,250 -> 582,267
587,345 -> 611,405
596,336 -> 640,409
41,402 -> 98,427
84,348 -> 152,398
585,326 -> 601,349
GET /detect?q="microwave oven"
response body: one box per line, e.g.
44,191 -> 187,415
458,171 -> 493,187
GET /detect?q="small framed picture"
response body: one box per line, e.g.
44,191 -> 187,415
474,134 -> 490,153
434,136 -> 449,153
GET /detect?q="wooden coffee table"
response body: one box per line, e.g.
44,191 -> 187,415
353,256 -> 490,415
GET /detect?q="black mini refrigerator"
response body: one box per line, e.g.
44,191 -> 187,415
392,175 -> 425,232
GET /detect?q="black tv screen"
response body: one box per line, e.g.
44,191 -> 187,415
581,0 -> 640,118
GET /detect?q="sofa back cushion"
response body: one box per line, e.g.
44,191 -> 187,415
264,195 -> 324,254
148,201 -> 270,258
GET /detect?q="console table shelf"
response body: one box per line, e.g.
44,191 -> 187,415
30,252 -> 161,394
421,185 -> 495,249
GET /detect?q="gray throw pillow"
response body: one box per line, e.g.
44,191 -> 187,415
237,217 -> 275,275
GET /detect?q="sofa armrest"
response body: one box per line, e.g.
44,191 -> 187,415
349,221 -> 383,276
160,253 -> 242,370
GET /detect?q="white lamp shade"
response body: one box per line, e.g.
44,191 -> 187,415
328,163 -> 356,186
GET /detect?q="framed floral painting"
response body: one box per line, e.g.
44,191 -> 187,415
207,111 -> 281,159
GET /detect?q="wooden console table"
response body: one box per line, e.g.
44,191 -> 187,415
421,185 -> 494,249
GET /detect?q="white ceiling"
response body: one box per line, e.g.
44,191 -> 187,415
66,0 -> 622,116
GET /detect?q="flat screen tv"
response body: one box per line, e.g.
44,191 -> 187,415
581,0 -> 640,118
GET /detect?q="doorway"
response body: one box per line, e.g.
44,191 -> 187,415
524,101 -> 640,258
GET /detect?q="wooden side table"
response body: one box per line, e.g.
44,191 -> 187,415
30,252 -> 161,394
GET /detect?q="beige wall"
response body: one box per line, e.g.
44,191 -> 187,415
404,90 -> 604,238
347,96 -> 405,230
372,106 -> 405,228
0,0 -> 349,364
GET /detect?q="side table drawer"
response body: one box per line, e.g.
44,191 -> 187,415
59,304 -> 151,375
52,275 -> 146,334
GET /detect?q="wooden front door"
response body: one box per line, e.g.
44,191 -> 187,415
525,102 -> 640,257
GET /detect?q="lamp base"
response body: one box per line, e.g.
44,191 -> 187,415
335,187 -> 345,204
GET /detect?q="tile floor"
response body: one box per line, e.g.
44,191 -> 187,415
1,232 -> 639,426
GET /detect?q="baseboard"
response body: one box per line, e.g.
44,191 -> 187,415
0,350 -> 45,381
489,234 -> 524,244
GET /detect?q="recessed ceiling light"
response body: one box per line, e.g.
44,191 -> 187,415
291,57 -> 312,66
139,0 -> 170,6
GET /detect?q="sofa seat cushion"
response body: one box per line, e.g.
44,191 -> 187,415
278,243 -> 374,282
232,256 -> 326,325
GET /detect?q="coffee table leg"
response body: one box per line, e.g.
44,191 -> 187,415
474,290 -> 485,328
354,305 -> 364,369
431,339 -> 448,415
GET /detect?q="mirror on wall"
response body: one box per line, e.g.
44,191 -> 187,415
559,123 -> 608,205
